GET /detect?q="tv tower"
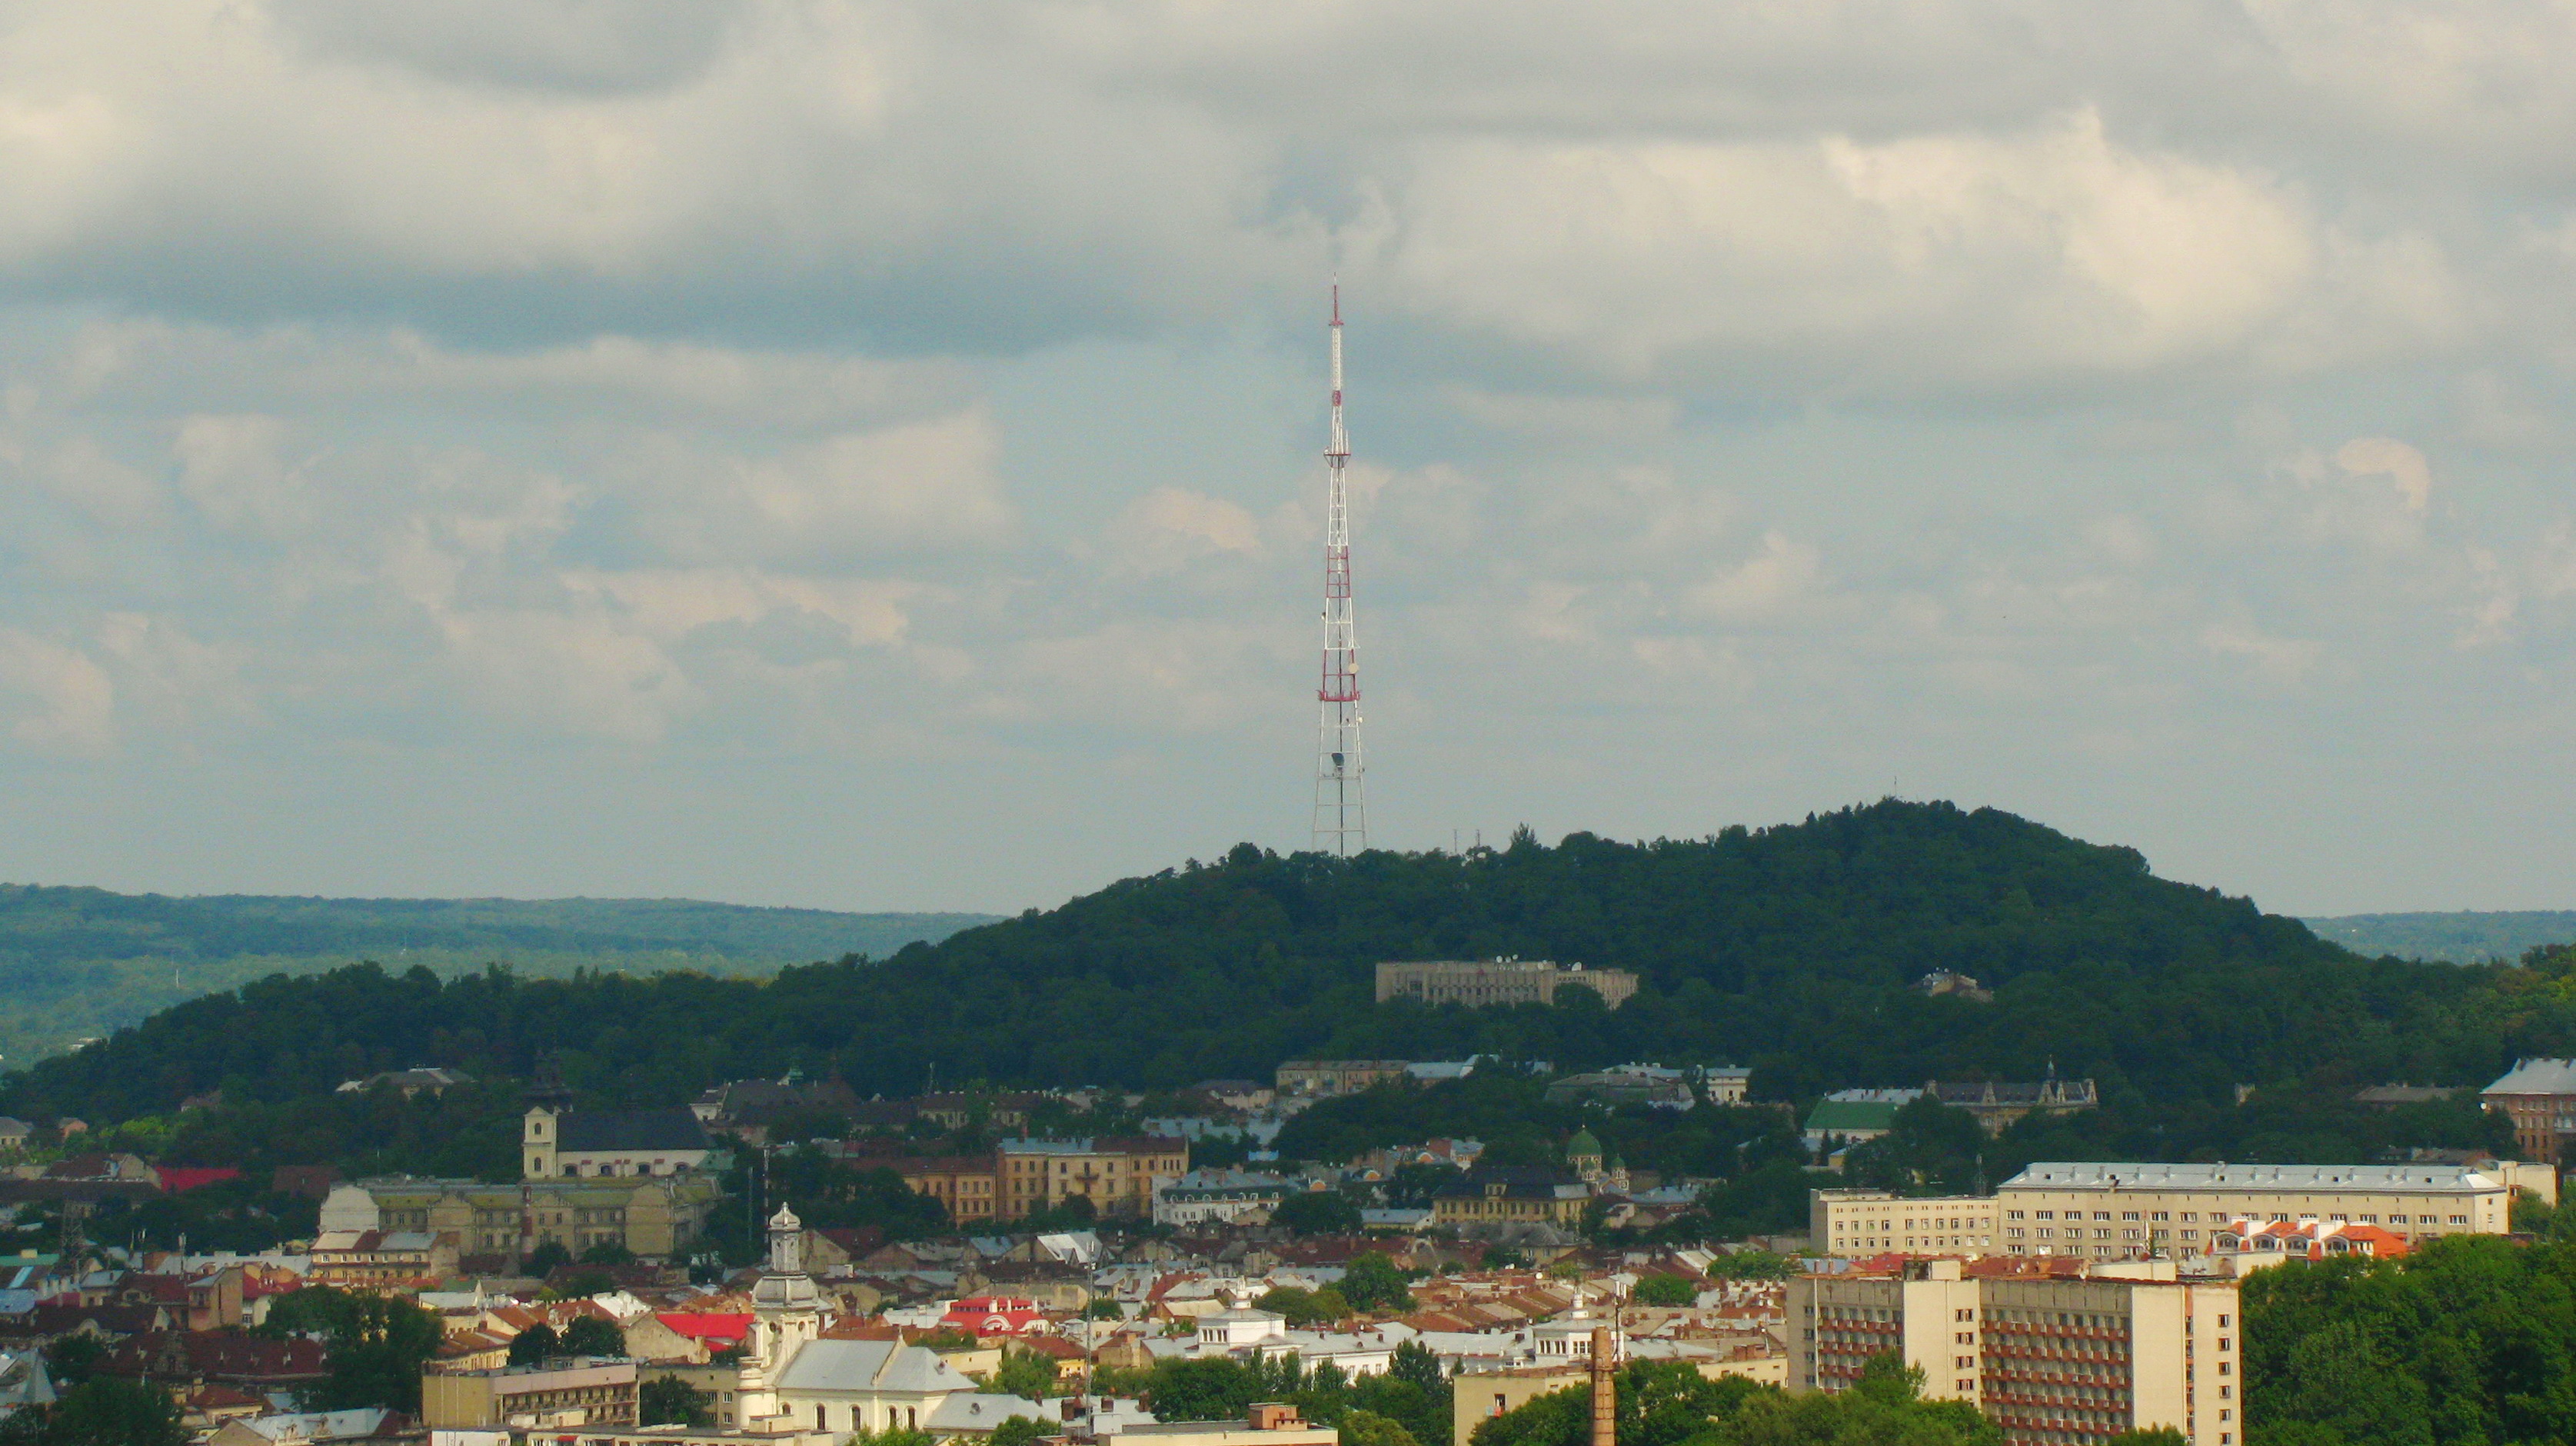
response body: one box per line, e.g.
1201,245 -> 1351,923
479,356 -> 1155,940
1313,285 -> 1367,855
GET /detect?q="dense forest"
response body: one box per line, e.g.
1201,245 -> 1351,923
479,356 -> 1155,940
8,801 -> 2576,1159
0,885 -> 990,1061
2303,911 -> 2576,965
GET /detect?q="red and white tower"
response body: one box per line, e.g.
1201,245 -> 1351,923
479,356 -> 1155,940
1314,285 -> 1367,855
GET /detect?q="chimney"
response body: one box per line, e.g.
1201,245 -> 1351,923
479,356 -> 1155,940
1589,1325 -> 1614,1446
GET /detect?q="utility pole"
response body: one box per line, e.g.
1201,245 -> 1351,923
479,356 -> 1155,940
1313,284 -> 1368,855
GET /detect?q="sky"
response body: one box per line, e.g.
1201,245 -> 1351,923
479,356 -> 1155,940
4,2 -> 2576,917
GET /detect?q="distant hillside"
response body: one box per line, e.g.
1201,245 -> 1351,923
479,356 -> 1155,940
0,885 -> 995,1062
2302,911 -> 2576,964
15,802 -> 2568,1158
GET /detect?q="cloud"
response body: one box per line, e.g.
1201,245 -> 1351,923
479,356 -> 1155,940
0,629 -> 114,752
2333,436 -> 2432,511
631,408 -> 1014,566
1689,533 -> 1822,621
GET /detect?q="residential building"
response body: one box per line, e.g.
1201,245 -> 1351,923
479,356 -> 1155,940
1452,1365 -> 1586,1446
1120,1402 -> 1339,1446
308,1230 -> 458,1290
1809,1191 -> 1999,1256
80,1264 -> 245,1330
1430,1170 -> 1590,1228
1544,1068 -> 1693,1111
882,1156 -> 1001,1224
1274,1061 -> 1412,1099
1374,959 -> 1639,1010
1915,971 -> 1992,1002
1788,1259 -> 2241,1446
1154,1169 -> 1293,1227
1925,1078 -> 2099,1136
1801,1089 -> 1923,1152
98,1331 -> 329,1394
523,1107 -> 719,1181
205,1408 -> 414,1445
1702,1068 -> 1752,1104
997,1138 -> 1187,1220
2482,1058 -> 2576,1163
690,1073 -> 864,1138
421,1359 -> 637,1431
325,1174 -> 721,1266
2208,1217 -> 2410,1266
1995,1161 -> 2521,1258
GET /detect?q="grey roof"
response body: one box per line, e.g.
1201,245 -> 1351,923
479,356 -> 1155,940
926,1392 -> 1050,1431
2002,1161 -> 2498,1193
555,1110 -> 711,1154
2484,1058 -> 2576,1096
774,1338 -> 974,1394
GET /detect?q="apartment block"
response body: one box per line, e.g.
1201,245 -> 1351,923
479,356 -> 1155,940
1789,1261 -> 2242,1446
1810,1191 -> 1999,1255
997,1137 -> 1187,1220
1995,1162 -> 2519,1258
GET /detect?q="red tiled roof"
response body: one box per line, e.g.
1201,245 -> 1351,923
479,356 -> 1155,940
656,1311 -> 754,1344
158,1168 -> 242,1194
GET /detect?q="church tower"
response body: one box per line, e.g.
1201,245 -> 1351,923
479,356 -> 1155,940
734,1202 -> 823,1429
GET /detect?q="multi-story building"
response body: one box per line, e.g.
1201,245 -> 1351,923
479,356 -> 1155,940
1926,1078 -> 2099,1136
996,1137 -> 1187,1220
1995,1161 -> 2525,1258
1154,1168 -> 1294,1227
1373,959 -> 1639,1010
1702,1067 -> 1752,1104
2482,1058 -> 2576,1163
1429,1168 -> 1590,1228
1275,1061 -> 1413,1098
1809,1191 -> 2001,1255
887,1155 -> 1002,1224
524,1107 -> 721,1180
421,1358 -> 637,1431
308,1228 -> 458,1289
1789,1260 -> 2241,1446
323,1174 -> 722,1267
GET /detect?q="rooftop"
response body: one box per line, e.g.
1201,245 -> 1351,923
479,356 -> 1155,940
2002,1161 -> 2500,1192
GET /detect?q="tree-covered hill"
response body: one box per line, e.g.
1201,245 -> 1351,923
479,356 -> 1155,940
8,801 -> 2573,1139
2303,910 -> 2576,964
0,885 -> 991,1062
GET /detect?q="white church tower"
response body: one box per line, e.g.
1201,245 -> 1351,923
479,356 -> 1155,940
734,1202 -> 822,1428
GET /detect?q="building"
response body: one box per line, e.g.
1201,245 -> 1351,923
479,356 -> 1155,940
1788,1259 -> 2240,1446
98,1331 -> 328,1394
996,1138 -> 1187,1220
1274,1061 -> 1412,1098
2483,1058 -> 2576,1163
421,1359 -> 637,1431
1154,1169 -> 1293,1227
1451,1366 -> 1586,1446
1430,1169 -> 1591,1228
335,1068 -> 472,1098
1374,959 -> 1639,1010
1914,971 -> 1992,1002
1925,1078 -> 2099,1136
884,1156 -> 1001,1224
1543,1068 -> 1693,1111
1702,1068 -> 1752,1104
524,1108 -> 720,1181
690,1074 -> 864,1138
2351,1084 -> 2463,1109
1809,1191 -> 2000,1256
1995,1161 -> 2524,1257
1801,1089 -> 1922,1151
1120,1402 -> 1340,1446
324,1174 -> 721,1266
2208,1217 -> 2410,1266
308,1230 -> 458,1290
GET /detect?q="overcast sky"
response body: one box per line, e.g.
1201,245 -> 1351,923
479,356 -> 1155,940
5,2 -> 2576,916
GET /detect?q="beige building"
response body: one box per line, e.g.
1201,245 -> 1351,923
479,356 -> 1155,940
422,1358 -> 638,1431
1374,959 -> 1639,1010
997,1137 -> 1186,1220
1995,1161 -> 2530,1258
1275,1061 -> 1412,1098
1810,1191 -> 1999,1255
308,1228 -> 458,1289
1452,1366 -> 1586,1446
2483,1059 -> 2576,1163
327,1174 -> 722,1265
1123,1402 -> 1340,1446
1789,1261 -> 2241,1446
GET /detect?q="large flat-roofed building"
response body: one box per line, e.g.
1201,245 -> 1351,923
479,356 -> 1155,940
1375,958 -> 1638,1010
2483,1058 -> 2576,1163
1995,1161 -> 2527,1258
1810,1191 -> 1999,1255
1789,1260 -> 2240,1446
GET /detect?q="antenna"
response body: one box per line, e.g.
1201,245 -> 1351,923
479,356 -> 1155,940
1313,282 -> 1368,855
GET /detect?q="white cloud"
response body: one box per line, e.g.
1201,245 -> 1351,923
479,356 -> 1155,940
632,408 -> 1014,566
1689,532 -> 1822,620
0,628 -> 114,752
2333,436 -> 2432,511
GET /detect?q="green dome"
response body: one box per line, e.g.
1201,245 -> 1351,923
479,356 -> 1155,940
1566,1128 -> 1604,1158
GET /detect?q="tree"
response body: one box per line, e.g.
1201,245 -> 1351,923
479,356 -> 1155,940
1629,1274 -> 1696,1307
2101,1431 -> 2185,1446
522,1241 -> 572,1276
994,1350 -> 1059,1401
990,1418 -> 1050,1446
640,1374 -> 712,1427
1083,1298 -> 1127,1321
1339,1252 -> 1415,1313
1272,1191 -> 1363,1237
0,1378 -> 188,1446
508,1324 -> 563,1366
258,1285 -> 444,1413
559,1314 -> 626,1358
1386,1340 -> 1444,1394
577,1241 -> 637,1265
1340,1411 -> 1421,1446
41,1335 -> 102,1388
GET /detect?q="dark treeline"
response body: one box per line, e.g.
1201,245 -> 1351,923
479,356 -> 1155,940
11,801 -> 2576,1143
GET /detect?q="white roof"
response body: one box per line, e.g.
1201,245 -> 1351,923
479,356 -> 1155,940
2003,1162 -> 2499,1193
2486,1058 -> 2576,1095
774,1338 -> 976,1395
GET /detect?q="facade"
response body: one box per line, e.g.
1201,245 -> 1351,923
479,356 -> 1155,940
1374,959 -> 1639,1010
328,1174 -> 721,1265
524,1108 -> 719,1181
886,1156 -> 1001,1224
1702,1067 -> 1752,1104
1809,1191 -> 2000,1256
1926,1079 -> 2099,1137
308,1230 -> 458,1289
1995,1162 -> 2518,1258
1430,1169 -> 1590,1228
420,1359 -> 638,1431
1274,1061 -> 1412,1098
1154,1169 -> 1293,1227
1802,1089 -> 1923,1151
996,1138 -> 1186,1220
2208,1217 -> 2409,1265
1789,1261 -> 2241,1446
1120,1403 -> 1340,1446
1543,1069 -> 1693,1111
2482,1058 -> 2576,1163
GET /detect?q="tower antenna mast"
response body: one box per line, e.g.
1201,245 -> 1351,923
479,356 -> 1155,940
1314,284 -> 1367,855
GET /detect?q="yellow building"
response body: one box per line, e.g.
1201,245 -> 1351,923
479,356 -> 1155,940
997,1137 -> 1188,1219
1374,959 -> 1639,1010
1996,1161 -> 2524,1258
1430,1170 -> 1591,1228
1809,1191 -> 1999,1255
1789,1260 -> 2242,1446
421,1359 -> 638,1431
330,1174 -> 722,1265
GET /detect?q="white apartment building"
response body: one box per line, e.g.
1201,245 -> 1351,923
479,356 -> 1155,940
1809,1191 -> 1999,1255
1994,1162 -> 2525,1258
1789,1260 -> 2242,1446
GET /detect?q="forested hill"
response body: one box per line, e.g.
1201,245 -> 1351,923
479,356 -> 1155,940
2302,910 -> 2576,964
10,801 -> 2575,1131
0,886 -> 991,1062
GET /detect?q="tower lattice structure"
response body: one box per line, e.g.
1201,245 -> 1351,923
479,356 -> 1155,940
1314,286 -> 1367,855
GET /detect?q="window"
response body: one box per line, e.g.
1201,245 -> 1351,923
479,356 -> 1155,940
2037,1211 -> 2054,1220
2182,1212 -> 2198,1222
2009,1210 -> 2025,1220
2451,1215 -> 2469,1224
2093,1211 -> 2112,1221
2151,1211 -> 2169,1221
2122,1211 -> 2141,1221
